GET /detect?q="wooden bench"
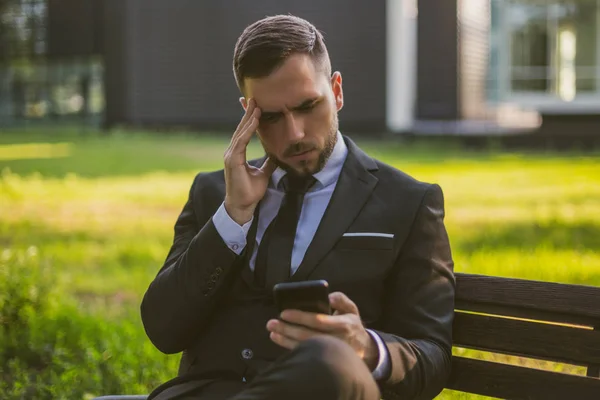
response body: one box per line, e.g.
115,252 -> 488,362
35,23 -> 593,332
94,273 -> 600,400
447,273 -> 600,399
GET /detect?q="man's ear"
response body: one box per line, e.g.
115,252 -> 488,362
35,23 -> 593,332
331,72 -> 344,111
240,97 -> 248,111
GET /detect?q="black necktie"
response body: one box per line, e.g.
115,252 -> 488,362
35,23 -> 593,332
254,174 -> 317,289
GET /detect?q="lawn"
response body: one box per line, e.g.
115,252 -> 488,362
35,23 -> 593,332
1,127 -> 599,399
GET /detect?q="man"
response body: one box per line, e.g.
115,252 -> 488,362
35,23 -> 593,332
141,14 -> 455,400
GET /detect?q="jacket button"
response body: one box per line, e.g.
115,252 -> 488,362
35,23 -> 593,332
215,267 -> 223,274
241,348 -> 253,360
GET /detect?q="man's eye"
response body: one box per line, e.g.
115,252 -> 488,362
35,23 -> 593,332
298,104 -> 316,113
261,115 -> 280,123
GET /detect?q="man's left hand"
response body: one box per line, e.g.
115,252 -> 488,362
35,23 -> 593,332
266,291 -> 379,370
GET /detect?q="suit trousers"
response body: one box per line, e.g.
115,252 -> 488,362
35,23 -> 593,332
153,336 -> 381,400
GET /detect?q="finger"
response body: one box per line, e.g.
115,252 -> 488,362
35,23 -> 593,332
247,155 -> 276,177
226,99 -> 254,155
259,156 -> 277,176
241,106 -> 261,138
329,292 -> 360,315
238,100 -> 258,133
267,318 -> 321,342
227,99 -> 256,155
234,98 -> 255,134
269,331 -> 298,350
230,107 -> 260,155
226,111 -> 259,165
279,310 -> 340,333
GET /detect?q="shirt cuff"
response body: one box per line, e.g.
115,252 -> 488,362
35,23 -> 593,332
212,202 -> 253,255
366,329 -> 391,381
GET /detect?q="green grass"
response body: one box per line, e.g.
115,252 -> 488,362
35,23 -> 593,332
1,127 -> 599,399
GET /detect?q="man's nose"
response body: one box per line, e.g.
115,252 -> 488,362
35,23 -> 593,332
283,113 -> 305,141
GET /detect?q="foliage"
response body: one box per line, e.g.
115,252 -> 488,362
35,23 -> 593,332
1,129 -> 598,398
0,248 -> 177,399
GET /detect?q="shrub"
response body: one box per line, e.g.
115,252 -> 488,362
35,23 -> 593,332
0,248 -> 178,400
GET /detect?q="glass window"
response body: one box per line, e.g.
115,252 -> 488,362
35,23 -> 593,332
0,0 -> 104,126
505,0 -> 599,100
554,2 -> 598,96
509,2 -> 550,91
0,0 -> 47,60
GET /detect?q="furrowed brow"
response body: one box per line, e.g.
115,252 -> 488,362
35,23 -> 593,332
259,97 -> 321,118
290,97 -> 321,111
260,111 -> 283,119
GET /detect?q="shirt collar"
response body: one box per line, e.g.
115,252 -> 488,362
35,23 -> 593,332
271,130 -> 348,191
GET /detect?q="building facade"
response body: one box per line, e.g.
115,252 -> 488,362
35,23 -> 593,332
1,0 -> 598,138
0,0 -> 418,134
100,0 -> 390,133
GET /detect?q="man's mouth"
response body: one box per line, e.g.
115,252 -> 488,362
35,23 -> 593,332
289,149 -> 316,160
292,149 -> 313,156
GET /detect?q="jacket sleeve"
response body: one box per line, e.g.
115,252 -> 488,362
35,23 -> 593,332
140,174 -> 242,354
375,183 -> 456,400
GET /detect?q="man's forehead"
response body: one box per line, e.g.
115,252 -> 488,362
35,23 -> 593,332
252,91 -> 322,112
244,58 -> 328,110
247,79 -> 325,110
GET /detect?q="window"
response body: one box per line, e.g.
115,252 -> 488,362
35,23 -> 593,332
0,0 -> 47,60
493,0 -> 600,104
0,0 -> 104,125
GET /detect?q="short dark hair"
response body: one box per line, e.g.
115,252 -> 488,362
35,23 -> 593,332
233,15 -> 332,93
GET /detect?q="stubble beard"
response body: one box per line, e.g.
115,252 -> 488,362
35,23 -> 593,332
267,113 -> 339,177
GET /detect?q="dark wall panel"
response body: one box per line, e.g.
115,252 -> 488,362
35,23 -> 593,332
103,0 -> 131,127
47,0 -> 102,58
116,0 -> 386,132
538,114 -> 600,137
416,0 -> 459,120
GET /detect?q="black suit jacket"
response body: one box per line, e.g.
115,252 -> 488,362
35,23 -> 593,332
141,136 -> 455,400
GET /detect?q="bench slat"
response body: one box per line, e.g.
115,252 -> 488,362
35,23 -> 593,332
452,312 -> 600,366
455,273 -> 600,326
589,326 -> 600,378
454,299 -> 597,327
448,356 -> 600,399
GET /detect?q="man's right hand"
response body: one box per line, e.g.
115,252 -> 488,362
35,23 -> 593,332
223,98 -> 277,225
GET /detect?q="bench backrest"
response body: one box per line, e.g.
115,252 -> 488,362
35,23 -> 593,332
448,273 -> 600,399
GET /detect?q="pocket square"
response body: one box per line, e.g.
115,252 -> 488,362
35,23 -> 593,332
342,232 -> 394,239
337,233 -> 394,250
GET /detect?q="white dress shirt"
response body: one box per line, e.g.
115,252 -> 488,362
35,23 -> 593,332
212,131 -> 391,380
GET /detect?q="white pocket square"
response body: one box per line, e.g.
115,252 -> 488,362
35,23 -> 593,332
342,232 -> 394,239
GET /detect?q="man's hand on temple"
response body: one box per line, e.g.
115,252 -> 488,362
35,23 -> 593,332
266,292 -> 379,371
223,97 -> 277,226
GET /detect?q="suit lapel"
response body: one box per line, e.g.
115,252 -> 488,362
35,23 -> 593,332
291,137 -> 379,281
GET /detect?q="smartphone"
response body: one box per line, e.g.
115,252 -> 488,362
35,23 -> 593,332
273,279 -> 332,315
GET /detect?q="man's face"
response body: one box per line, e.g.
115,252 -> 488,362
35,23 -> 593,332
242,53 -> 344,177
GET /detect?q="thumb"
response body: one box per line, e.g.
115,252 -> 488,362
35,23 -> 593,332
329,292 -> 359,316
260,156 -> 277,176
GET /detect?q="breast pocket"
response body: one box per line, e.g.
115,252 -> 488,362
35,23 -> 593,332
327,234 -> 396,323
335,234 -> 394,251
331,234 -> 395,277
